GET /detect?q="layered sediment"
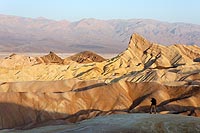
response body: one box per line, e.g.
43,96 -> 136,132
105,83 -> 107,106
0,33 -> 200,130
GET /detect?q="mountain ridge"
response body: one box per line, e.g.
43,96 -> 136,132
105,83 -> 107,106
1,14 -> 200,53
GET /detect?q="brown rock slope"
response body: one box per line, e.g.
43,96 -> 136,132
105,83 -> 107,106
0,80 -> 199,129
65,51 -> 106,63
35,51 -> 64,64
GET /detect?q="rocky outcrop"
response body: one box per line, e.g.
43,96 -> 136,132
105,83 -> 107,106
66,51 -> 106,63
115,33 -> 200,70
3,114 -> 199,133
36,51 -> 64,64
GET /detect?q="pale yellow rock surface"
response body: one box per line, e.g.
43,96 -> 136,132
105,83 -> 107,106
0,33 -> 200,130
0,54 -> 37,69
0,33 -> 200,83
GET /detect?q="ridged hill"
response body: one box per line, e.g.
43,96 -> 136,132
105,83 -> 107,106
36,51 -> 64,64
1,14 -> 200,53
109,33 -> 200,84
65,51 -> 106,63
0,54 -> 37,69
125,33 -> 200,68
0,33 -> 200,85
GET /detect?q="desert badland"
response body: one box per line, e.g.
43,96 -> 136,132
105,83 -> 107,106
0,32 -> 200,132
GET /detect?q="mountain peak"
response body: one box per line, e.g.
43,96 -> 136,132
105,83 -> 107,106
67,51 -> 106,63
36,51 -> 64,64
128,33 -> 152,51
36,17 -> 48,20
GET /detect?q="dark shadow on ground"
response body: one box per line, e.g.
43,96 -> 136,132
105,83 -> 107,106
0,102 -> 129,130
134,104 -> 200,117
158,86 -> 200,107
128,92 -> 153,112
0,102 -> 70,130
0,101 -> 199,131
72,82 -> 107,92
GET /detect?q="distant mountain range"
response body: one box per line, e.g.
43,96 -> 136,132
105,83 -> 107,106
0,14 -> 200,53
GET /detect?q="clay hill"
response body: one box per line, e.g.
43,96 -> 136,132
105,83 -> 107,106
0,51 -> 105,69
36,51 -> 64,64
66,51 -> 106,63
1,14 -> 200,53
0,33 -> 200,131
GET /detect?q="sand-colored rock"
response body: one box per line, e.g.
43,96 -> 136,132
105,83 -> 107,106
1,33 -> 200,85
66,51 -> 106,63
0,54 -> 37,69
0,80 -> 199,129
0,33 -> 200,130
36,51 -> 64,64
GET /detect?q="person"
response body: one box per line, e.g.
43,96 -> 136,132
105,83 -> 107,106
150,98 -> 157,114
188,109 -> 197,116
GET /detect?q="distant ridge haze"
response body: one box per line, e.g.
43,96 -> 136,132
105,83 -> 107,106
0,14 -> 200,53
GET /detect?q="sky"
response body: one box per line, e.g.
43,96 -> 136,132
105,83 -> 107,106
0,0 -> 200,24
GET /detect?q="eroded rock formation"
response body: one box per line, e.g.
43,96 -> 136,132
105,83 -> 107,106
0,33 -> 200,130
0,80 -> 199,129
66,51 -> 106,63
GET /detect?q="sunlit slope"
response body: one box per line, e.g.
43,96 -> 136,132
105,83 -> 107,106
0,33 -> 200,85
0,80 -> 199,129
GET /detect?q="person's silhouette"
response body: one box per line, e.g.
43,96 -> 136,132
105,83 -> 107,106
188,109 -> 197,116
150,98 -> 157,114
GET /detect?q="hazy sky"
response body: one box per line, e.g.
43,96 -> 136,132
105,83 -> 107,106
0,0 -> 199,24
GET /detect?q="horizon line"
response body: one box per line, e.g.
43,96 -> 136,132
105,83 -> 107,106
0,13 -> 200,26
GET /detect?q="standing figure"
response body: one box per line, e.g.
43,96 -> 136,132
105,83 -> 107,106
150,98 -> 157,114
